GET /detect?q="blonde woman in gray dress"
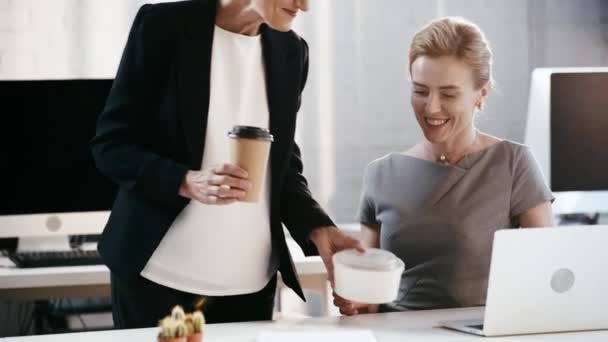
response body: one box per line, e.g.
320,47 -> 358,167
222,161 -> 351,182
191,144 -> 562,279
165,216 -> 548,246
334,17 -> 555,315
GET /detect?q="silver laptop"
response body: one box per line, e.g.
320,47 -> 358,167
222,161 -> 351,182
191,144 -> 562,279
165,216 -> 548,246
439,225 -> 608,336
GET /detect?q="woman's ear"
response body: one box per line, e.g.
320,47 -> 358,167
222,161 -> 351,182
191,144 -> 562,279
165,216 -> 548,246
480,81 -> 491,98
480,87 -> 488,98
476,82 -> 491,110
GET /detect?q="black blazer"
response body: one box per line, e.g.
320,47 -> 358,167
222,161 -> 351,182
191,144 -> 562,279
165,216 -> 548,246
90,0 -> 334,300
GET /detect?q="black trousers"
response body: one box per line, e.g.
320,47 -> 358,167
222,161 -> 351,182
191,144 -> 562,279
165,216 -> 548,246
110,273 -> 277,329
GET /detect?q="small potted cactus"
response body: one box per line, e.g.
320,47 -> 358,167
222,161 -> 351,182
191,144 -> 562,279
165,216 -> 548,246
171,306 -> 186,321
187,311 -> 205,342
158,316 -> 188,342
158,306 -> 205,342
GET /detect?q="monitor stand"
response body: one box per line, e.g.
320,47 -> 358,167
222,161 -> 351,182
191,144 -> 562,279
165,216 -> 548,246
558,213 -> 600,226
17,235 -> 71,252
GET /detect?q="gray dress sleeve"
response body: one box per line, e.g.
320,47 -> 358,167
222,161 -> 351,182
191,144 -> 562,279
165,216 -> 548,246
510,146 -> 555,220
356,163 -> 379,225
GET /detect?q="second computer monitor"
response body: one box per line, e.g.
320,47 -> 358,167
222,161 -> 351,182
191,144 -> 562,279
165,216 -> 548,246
525,68 -> 608,215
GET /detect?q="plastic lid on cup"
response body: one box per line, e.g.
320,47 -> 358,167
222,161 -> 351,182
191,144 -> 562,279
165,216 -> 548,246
334,248 -> 404,271
228,126 -> 274,141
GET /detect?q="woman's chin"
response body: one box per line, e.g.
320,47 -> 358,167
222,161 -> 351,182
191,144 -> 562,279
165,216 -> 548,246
422,131 -> 449,144
421,123 -> 453,144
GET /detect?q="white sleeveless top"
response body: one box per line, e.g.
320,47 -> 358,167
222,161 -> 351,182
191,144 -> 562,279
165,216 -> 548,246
141,25 -> 276,296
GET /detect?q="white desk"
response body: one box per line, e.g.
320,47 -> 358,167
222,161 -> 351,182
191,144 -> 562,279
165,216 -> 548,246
0,255 -> 330,313
0,227 -> 362,304
1,307 -> 607,342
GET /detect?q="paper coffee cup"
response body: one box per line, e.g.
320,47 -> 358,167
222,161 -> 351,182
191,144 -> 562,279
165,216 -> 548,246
227,126 -> 273,203
333,248 -> 405,304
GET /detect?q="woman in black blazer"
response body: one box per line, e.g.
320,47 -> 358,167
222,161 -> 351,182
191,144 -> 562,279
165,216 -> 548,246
91,0 -> 363,328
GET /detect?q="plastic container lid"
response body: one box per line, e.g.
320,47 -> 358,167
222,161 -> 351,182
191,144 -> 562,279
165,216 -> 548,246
334,248 -> 404,271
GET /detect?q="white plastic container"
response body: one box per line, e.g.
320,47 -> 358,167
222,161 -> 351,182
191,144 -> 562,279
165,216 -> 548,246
333,248 -> 405,304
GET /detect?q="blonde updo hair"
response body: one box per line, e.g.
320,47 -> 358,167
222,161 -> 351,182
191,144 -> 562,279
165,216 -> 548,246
409,17 -> 494,90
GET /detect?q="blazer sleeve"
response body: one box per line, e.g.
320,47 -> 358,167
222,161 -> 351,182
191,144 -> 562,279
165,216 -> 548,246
281,39 -> 336,256
90,4 -> 189,209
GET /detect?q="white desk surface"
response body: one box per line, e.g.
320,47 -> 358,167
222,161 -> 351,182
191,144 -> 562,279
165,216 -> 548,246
0,256 -> 325,290
1,307 -> 607,342
0,246 -> 331,310
0,231 -> 346,293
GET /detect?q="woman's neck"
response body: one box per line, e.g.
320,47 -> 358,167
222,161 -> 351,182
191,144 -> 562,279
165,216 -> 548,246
427,128 -> 479,164
216,0 -> 264,36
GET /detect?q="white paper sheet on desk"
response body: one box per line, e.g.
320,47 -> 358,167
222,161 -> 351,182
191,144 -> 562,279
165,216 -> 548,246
256,330 -> 377,342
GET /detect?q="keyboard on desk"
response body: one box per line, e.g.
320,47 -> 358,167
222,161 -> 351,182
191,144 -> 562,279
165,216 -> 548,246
9,249 -> 103,268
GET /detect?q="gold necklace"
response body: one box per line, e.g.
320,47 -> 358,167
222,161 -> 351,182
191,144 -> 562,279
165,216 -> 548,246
428,131 -> 479,165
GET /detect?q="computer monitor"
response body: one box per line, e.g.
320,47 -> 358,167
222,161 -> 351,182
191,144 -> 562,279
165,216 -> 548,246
0,79 -> 117,250
525,68 -> 608,215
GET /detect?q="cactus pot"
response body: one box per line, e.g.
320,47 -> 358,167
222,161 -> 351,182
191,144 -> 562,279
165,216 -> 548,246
187,332 -> 203,342
158,337 -> 187,342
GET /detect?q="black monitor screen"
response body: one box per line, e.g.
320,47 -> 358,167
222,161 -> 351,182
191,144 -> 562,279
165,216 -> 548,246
551,73 -> 608,192
0,80 -> 117,215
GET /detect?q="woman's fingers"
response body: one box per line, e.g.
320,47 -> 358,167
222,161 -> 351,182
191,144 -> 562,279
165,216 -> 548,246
207,174 -> 252,191
204,185 -> 246,199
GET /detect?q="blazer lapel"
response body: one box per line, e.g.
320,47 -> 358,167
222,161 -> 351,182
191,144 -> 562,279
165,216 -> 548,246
178,0 -> 216,169
261,26 -> 300,183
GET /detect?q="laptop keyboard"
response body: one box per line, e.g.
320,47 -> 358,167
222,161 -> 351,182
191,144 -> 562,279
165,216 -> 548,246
9,249 -> 102,268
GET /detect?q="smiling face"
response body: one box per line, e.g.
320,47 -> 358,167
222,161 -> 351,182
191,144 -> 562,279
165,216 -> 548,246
252,0 -> 309,32
410,55 -> 488,145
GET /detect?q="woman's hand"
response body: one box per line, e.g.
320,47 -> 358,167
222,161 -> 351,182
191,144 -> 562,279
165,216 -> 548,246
332,292 -> 379,316
178,164 -> 252,205
309,227 -> 365,284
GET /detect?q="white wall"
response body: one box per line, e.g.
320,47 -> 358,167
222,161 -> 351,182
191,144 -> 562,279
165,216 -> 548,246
0,0 -> 138,79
